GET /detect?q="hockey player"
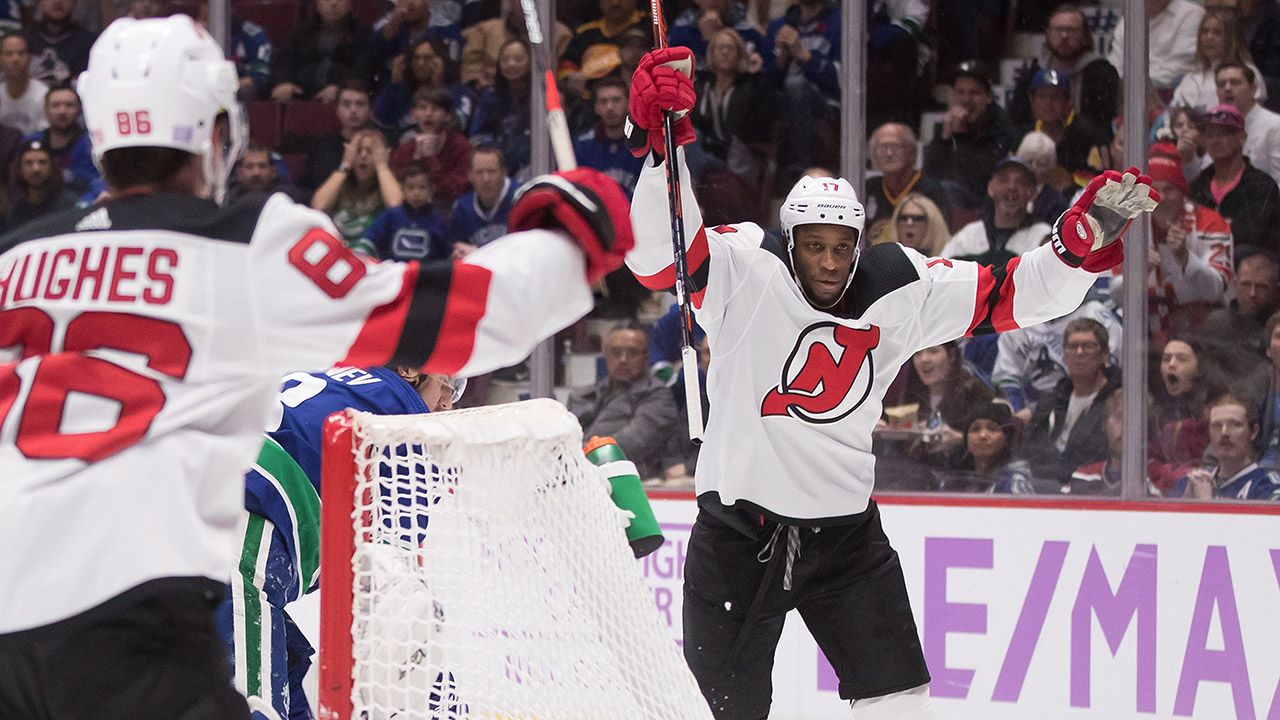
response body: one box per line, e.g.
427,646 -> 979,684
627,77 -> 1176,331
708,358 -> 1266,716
223,365 -> 463,720
0,16 -> 634,720
624,47 -> 1158,720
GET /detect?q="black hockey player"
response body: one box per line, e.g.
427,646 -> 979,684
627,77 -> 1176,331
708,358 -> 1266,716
625,46 -> 1159,720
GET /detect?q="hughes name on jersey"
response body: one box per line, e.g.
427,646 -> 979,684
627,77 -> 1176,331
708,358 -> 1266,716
625,150 -> 1100,524
0,191 -> 593,633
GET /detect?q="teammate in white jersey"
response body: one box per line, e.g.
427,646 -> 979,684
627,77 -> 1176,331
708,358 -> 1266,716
0,16 -> 634,720
624,47 -> 1159,720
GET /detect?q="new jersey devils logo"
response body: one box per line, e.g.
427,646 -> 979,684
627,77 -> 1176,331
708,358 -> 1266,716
760,322 -> 880,423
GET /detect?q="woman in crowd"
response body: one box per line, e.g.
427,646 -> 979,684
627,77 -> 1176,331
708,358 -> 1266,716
1152,336 -> 1218,466
876,192 -> 950,257
374,37 -> 468,132
903,341 -> 1001,465
690,27 -> 776,187
310,128 -> 403,246
469,39 -> 533,179
944,401 -> 1036,494
1172,7 -> 1265,110
270,0 -> 375,103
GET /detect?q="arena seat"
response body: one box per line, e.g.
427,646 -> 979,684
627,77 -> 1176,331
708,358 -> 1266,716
283,100 -> 340,138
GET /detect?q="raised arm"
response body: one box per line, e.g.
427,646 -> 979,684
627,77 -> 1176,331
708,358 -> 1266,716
913,167 -> 1159,349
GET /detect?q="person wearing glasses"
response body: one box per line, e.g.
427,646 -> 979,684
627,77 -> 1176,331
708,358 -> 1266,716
875,192 -> 950,257
219,364 -> 465,720
1020,318 -> 1122,486
864,122 -> 950,244
568,322 -> 679,479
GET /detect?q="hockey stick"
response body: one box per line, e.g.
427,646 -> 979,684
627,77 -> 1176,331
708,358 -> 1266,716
650,0 -> 704,444
518,0 -> 577,170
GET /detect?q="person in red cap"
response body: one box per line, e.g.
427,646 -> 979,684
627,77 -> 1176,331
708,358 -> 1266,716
1146,141 -> 1234,339
1188,103 -> 1280,256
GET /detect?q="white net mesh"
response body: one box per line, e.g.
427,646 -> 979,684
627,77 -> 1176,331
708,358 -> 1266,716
338,398 -> 713,720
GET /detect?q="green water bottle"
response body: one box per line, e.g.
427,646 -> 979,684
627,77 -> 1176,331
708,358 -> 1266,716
584,436 -> 664,558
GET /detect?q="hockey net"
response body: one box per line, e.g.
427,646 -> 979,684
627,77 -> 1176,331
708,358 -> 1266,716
318,398 -> 712,720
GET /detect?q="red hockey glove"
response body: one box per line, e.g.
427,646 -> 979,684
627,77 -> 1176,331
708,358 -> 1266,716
627,47 -> 696,159
509,168 -> 635,283
1050,167 -> 1159,272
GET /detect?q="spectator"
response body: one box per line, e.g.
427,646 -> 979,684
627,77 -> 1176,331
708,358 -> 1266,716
761,0 -> 840,181
24,0 -> 96,87
448,146 -> 517,250
0,35 -> 49,136
374,38 -> 468,132
561,0 -> 647,99
1215,61 -> 1280,186
1153,336 -> 1216,466
994,299 -> 1123,421
1200,251 -> 1280,361
864,122 -> 950,243
573,76 -> 644,196
943,401 -> 1035,494
1017,69 -> 1108,176
290,80 -> 378,194
311,128 -> 403,245
1144,142 -> 1232,341
1172,8 -> 1266,111
461,0 -> 571,88
1068,393 -> 1182,495
941,157 -> 1049,264
1021,318 -> 1121,484
1010,3 -> 1119,131
1188,103 -> 1280,256
372,0 -> 463,81
647,301 -> 708,389
567,323 -> 680,478
865,0 -> 928,128
391,86 -> 472,206
470,39 -> 533,179
904,341 -> 1000,465
227,143 -> 308,203
20,83 -> 95,194
196,0 -> 273,101
5,139 -> 75,231
357,163 -> 448,261
125,0 -> 165,19
689,27 -> 776,187
1255,309 -> 1280,467
1242,0 -> 1280,109
1171,393 -> 1280,499
1168,104 -> 1209,181
270,0 -> 376,103
924,60 -> 1018,211
1108,0 -> 1205,90
876,192 -> 950,257
1016,131 -> 1071,226
669,0 -> 765,68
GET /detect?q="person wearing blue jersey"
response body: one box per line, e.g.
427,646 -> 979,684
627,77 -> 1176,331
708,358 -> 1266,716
357,162 -> 449,260
1171,393 -> 1280,500
448,146 -> 517,252
574,77 -> 644,196
218,364 -> 464,720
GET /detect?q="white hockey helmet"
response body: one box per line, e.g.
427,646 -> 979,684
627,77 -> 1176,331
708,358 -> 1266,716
779,176 -> 866,308
78,15 -> 246,201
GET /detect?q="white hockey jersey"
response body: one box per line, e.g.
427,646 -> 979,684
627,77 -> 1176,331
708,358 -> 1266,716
0,191 -> 591,632
626,151 -> 1098,523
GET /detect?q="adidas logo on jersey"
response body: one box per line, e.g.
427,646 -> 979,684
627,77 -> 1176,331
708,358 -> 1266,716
75,208 -> 111,232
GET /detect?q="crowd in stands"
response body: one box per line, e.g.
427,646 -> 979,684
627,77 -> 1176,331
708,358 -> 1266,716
1,0 -> 1278,501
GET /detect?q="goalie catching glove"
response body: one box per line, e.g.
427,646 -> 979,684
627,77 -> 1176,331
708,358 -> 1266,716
626,47 -> 696,159
509,168 -> 635,284
1051,166 -> 1159,272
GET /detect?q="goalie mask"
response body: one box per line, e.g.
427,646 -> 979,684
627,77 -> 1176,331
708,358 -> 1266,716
779,176 -> 866,309
79,15 -> 247,203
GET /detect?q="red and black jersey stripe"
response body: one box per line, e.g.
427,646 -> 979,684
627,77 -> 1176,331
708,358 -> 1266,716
967,257 -> 1022,336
